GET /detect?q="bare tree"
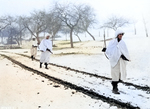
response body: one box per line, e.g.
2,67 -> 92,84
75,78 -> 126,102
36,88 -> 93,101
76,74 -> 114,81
14,16 -> 27,45
0,15 -> 14,44
45,11 -> 62,45
9,27 -> 20,46
0,16 -> 12,31
54,3 -> 82,48
73,26 -> 83,42
3,26 -> 20,48
130,19 -> 138,35
60,26 -> 70,41
0,16 -> 26,46
102,15 -> 130,31
78,5 -> 96,40
2,16 -> 27,46
23,10 -> 47,44
0,28 -> 9,44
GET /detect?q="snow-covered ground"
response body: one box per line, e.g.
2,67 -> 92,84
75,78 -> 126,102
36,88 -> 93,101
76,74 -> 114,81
1,35 -> 150,109
1,51 -> 150,109
0,56 -> 118,109
50,35 -> 150,87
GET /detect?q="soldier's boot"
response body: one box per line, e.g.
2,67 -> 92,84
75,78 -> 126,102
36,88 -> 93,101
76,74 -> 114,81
40,62 -> 42,68
111,81 -> 120,94
31,55 -> 34,61
45,63 -> 48,69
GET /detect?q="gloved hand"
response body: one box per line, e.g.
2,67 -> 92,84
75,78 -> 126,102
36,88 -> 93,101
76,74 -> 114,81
102,47 -> 106,52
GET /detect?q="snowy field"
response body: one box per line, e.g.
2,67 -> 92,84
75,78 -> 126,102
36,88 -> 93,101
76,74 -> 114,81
20,35 -> 150,87
48,35 -> 150,87
0,35 -> 150,109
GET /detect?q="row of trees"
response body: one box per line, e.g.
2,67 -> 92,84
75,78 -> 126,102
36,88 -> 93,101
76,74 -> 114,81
0,2 -> 132,48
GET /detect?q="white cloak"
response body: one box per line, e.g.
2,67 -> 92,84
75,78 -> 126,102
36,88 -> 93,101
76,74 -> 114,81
39,39 -> 52,63
39,39 -> 52,52
105,29 -> 130,81
106,38 -> 130,67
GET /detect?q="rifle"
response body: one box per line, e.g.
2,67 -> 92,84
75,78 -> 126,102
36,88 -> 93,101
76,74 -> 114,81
101,29 -> 109,59
46,48 -> 53,54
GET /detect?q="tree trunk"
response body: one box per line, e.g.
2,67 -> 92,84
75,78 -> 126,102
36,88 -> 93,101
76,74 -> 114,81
70,28 -> 74,48
133,24 -> 136,35
74,33 -> 81,42
52,35 -> 54,47
36,32 -> 40,44
19,32 -> 22,45
11,36 -> 12,49
143,16 -> 149,37
86,30 -> 95,40
15,38 -> 20,46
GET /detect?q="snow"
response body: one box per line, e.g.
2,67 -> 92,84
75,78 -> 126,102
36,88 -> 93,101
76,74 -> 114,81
49,35 -> 150,87
0,57 -> 116,109
0,35 -> 150,108
50,35 -> 150,108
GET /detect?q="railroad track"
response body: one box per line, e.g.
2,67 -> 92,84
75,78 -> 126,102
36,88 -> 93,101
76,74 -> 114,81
0,53 -> 140,109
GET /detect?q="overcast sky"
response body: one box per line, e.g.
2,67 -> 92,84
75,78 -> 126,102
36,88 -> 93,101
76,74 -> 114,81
0,0 -> 150,35
0,0 -> 149,18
